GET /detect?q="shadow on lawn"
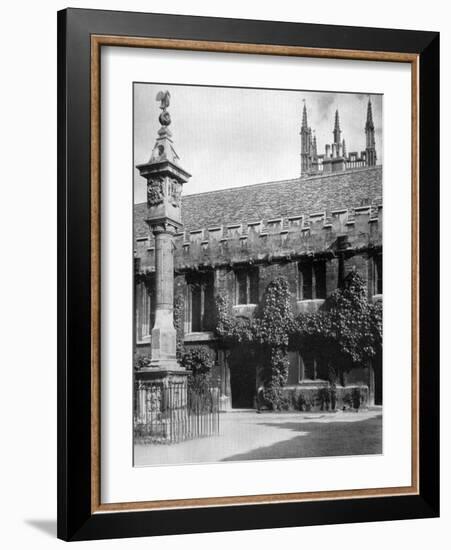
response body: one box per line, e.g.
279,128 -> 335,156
221,414 -> 382,462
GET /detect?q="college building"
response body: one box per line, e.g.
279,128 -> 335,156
134,99 -> 383,411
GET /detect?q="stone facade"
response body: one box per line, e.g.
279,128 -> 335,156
135,166 -> 383,410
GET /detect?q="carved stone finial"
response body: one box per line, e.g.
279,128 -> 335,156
156,90 -> 171,127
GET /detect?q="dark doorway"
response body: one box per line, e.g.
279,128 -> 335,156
228,346 -> 257,409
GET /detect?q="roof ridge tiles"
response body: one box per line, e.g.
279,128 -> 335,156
134,165 -> 382,207
134,165 -> 382,238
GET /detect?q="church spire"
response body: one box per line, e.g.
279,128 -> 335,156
312,131 -> 318,157
365,97 -> 377,166
301,100 -> 308,129
333,109 -> 341,146
365,97 -> 375,132
300,100 -> 312,177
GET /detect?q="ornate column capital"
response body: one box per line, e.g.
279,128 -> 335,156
146,218 -> 180,236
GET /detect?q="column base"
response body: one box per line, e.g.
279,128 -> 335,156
145,360 -> 185,372
150,311 -> 178,367
136,366 -> 188,381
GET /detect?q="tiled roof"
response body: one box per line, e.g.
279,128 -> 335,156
134,166 -> 382,239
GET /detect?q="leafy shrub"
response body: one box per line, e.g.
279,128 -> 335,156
134,355 -> 151,370
181,346 -> 215,390
351,387 -> 362,409
343,387 -> 363,410
317,387 -> 331,411
298,390 -> 315,412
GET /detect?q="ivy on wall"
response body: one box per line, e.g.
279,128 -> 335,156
173,292 -> 185,361
215,292 -> 254,343
254,277 -> 293,409
215,276 -> 293,409
292,271 -> 382,377
214,271 -> 382,409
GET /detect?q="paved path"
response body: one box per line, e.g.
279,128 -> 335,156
134,409 -> 382,466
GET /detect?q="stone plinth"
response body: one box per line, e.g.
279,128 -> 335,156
135,368 -> 189,443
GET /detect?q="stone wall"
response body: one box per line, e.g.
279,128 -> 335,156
136,201 -> 382,275
134,198 -> 382,409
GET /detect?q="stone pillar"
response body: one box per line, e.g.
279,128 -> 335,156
135,90 -> 191,373
218,349 -> 231,411
149,224 -> 180,369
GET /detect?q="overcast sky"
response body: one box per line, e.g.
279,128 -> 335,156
134,83 -> 382,203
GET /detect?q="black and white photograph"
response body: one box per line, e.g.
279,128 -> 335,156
133,83 -> 383,467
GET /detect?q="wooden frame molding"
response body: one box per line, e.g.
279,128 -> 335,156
90,34 -> 420,515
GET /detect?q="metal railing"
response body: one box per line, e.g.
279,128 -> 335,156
134,378 -> 220,444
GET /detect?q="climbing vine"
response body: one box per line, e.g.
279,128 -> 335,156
214,272 -> 382,409
292,270 -> 382,377
215,276 -> 293,410
254,277 -> 293,409
215,291 -> 254,343
173,292 -> 185,361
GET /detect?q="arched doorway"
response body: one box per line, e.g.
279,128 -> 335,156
228,346 -> 257,409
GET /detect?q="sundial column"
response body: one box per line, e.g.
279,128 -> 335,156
134,90 -> 192,441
